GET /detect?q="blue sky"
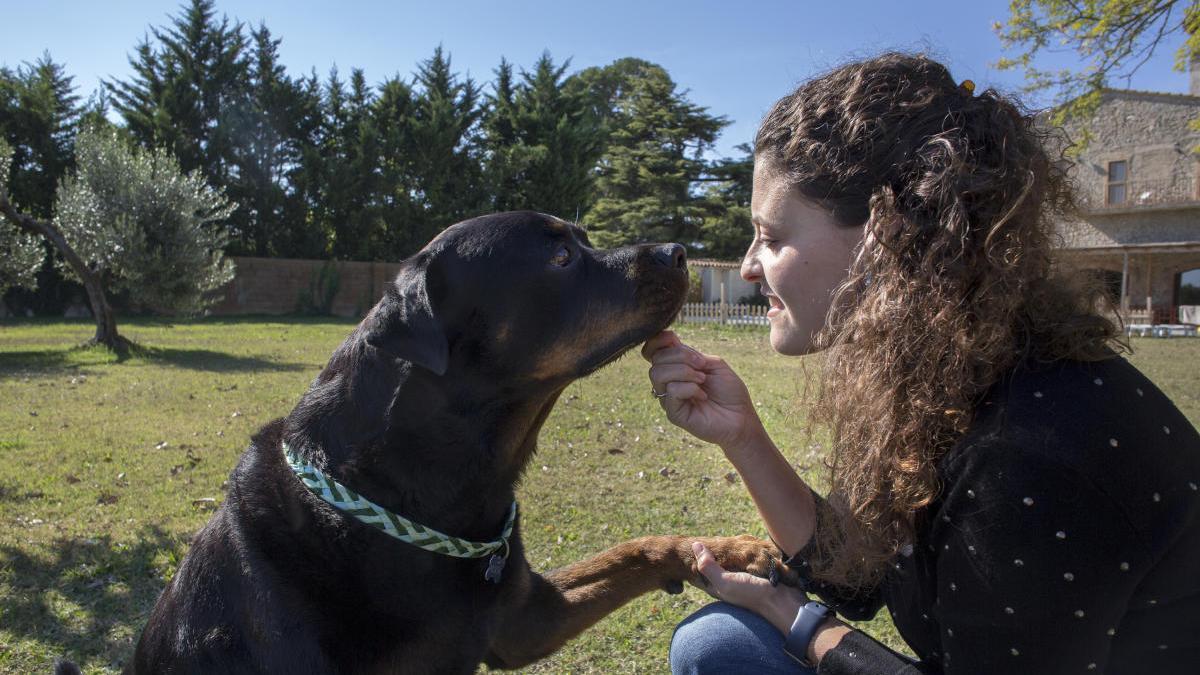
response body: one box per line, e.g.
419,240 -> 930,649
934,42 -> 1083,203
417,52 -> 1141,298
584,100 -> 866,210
5,1 -> 1199,285
3,0 -> 1193,159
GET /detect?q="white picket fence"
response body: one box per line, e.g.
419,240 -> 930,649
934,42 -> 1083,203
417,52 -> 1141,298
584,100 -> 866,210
678,302 -> 769,326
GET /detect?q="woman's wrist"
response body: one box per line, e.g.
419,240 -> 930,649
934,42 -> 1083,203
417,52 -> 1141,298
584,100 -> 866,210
764,587 -> 807,634
719,419 -> 773,462
808,617 -> 853,665
766,591 -> 853,666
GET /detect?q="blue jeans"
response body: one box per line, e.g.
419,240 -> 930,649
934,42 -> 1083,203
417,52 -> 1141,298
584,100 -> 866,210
670,602 -> 816,674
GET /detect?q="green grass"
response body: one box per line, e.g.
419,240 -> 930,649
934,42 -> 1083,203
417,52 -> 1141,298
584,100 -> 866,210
1,318 -> 1197,674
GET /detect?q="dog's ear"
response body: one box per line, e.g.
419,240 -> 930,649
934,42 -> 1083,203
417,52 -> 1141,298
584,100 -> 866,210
363,260 -> 448,376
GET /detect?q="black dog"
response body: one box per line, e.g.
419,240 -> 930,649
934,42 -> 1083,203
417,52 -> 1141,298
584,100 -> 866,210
127,211 -> 791,673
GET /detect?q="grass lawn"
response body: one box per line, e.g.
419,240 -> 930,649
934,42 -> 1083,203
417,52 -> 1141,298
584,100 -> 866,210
1,317 -> 1198,674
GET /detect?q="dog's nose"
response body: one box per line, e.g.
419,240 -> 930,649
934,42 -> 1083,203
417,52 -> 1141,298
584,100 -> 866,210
652,244 -> 687,269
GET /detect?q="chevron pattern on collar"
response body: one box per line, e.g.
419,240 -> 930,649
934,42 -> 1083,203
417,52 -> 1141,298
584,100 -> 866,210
282,442 -> 517,559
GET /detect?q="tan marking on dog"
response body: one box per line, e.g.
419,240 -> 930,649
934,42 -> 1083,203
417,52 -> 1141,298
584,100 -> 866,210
529,302 -> 646,380
495,321 -> 513,347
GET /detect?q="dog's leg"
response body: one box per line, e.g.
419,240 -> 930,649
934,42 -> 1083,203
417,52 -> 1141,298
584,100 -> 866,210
483,534 -> 794,669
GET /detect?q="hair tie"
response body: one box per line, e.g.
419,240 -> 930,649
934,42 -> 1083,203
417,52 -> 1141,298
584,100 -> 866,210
958,79 -> 976,96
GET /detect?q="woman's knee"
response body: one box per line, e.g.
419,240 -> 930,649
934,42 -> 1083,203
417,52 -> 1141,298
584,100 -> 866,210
670,602 -> 801,674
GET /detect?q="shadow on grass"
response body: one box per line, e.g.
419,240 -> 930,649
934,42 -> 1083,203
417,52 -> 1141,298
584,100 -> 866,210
0,525 -> 184,671
128,344 -> 308,373
0,343 -> 307,377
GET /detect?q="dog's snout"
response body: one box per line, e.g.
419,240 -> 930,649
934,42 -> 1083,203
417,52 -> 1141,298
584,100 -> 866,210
652,244 -> 687,269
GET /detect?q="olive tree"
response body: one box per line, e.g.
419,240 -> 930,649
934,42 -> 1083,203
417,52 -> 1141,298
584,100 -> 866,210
0,126 -> 235,348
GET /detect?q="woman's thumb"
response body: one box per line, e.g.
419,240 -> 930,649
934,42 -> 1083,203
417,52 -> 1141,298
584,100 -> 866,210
692,541 -> 724,581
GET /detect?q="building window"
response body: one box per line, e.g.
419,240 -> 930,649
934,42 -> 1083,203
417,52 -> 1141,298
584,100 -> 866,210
1106,160 -> 1127,205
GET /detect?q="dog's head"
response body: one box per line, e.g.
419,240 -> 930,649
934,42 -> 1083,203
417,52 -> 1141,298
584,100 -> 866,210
361,210 -> 688,385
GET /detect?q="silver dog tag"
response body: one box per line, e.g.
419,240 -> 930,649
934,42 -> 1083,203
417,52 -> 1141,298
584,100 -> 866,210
484,554 -> 506,583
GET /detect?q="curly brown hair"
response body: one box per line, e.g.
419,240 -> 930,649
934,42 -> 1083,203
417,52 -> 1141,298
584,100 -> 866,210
755,53 -> 1123,590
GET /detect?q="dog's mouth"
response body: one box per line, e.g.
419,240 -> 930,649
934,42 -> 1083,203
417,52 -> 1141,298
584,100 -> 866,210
577,272 -> 688,377
578,325 -> 663,377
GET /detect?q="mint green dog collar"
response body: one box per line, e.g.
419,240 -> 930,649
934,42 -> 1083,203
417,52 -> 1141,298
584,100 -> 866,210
282,442 -> 517,582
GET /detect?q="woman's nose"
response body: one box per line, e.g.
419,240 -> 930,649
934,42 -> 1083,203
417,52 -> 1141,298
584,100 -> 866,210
741,248 -> 761,283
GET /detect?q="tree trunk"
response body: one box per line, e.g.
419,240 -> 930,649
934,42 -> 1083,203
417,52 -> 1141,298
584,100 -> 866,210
0,191 -> 124,350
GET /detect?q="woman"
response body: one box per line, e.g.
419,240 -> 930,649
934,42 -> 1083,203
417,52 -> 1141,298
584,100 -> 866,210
644,53 -> 1200,674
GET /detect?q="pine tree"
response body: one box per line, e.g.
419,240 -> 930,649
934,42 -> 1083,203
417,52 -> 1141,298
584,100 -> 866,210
698,143 -> 753,259
0,53 -> 81,219
482,52 -> 605,219
312,67 -> 386,261
223,24 -> 318,257
373,74 -> 421,260
406,47 -> 486,251
575,58 -> 727,250
108,0 -> 248,180
279,70 -> 328,259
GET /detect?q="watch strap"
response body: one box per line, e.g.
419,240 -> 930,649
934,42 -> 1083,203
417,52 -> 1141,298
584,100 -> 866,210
783,600 -> 832,666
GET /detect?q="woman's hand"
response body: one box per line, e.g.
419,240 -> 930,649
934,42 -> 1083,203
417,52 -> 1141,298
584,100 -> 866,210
691,541 -> 807,635
642,331 -> 765,449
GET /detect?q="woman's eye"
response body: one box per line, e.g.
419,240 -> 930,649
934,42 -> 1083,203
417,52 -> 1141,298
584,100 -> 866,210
550,244 -> 572,267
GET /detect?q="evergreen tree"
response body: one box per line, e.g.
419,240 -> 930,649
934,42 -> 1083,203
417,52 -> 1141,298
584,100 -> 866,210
223,24 -> 319,257
373,74 -> 421,260
108,0 -> 248,182
0,54 -> 81,219
575,58 -> 727,250
404,46 -> 486,252
311,67 -> 386,261
483,58 -> 522,211
482,52 -> 605,219
279,70 -> 328,259
698,143 -> 753,259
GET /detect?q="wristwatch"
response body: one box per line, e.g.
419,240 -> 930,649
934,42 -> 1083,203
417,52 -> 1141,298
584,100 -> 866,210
783,600 -> 833,666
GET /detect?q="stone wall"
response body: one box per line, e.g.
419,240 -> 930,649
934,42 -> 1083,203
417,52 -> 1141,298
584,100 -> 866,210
1061,90 -> 1200,215
209,256 -> 404,317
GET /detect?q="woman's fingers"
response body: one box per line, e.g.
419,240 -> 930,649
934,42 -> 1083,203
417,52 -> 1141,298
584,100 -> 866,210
641,330 -> 681,361
666,381 -> 708,401
692,541 -> 782,610
647,346 -> 708,371
649,362 -> 706,391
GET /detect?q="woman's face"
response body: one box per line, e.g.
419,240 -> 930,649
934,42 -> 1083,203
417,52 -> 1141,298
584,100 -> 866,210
741,157 -> 863,355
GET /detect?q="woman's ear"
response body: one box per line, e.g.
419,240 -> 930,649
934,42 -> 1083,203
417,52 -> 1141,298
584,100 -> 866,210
363,260 -> 448,376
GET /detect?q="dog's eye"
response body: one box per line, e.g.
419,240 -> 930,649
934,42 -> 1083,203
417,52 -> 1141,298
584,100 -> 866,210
550,244 -> 572,267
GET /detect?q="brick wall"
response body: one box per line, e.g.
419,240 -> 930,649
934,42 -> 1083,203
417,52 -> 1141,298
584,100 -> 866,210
209,256 -> 405,317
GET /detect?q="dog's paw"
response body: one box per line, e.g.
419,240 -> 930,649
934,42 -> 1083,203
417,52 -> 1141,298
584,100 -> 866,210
663,578 -> 685,595
686,535 -> 800,588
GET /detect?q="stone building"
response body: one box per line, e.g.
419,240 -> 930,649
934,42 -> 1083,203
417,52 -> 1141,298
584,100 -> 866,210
1054,66 -> 1200,324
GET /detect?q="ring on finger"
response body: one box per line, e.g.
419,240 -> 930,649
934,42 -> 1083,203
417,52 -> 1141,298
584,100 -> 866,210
652,387 -> 669,399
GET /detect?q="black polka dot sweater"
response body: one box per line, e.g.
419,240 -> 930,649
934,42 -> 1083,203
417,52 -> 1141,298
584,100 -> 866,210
793,355 -> 1200,674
